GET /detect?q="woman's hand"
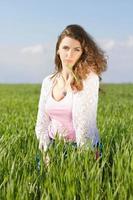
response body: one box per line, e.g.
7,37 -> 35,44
39,141 -> 44,152
43,153 -> 50,167
38,141 -> 50,167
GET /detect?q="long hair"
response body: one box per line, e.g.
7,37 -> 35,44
51,24 -> 107,91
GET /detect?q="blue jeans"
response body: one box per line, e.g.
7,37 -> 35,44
48,138 -> 102,160
48,137 -> 77,159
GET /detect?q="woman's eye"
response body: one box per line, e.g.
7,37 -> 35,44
62,47 -> 81,52
63,46 -> 69,49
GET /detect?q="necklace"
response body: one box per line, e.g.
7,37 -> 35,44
53,72 -> 73,98
62,90 -> 67,96
59,73 -> 67,96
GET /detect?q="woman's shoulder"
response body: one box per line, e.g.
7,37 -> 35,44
84,71 -> 99,85
42,73 -> 54,84
79,71 -> 99,93
87,71 -> 99,80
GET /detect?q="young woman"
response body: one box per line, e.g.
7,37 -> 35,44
35,24 -> 107,166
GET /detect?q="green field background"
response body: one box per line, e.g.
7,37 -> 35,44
0,83 -> 133,200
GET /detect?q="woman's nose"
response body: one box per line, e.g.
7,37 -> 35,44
67,50 -> 74,58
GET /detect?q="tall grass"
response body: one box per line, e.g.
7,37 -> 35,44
0,83 -> 133,200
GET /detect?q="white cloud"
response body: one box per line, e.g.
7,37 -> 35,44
98,39 -> 116,51
98,35 -> 133,51
21,44 -> 44,54
125,36 -> 133,47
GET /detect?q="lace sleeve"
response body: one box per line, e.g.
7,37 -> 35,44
35,77 -> 51,152
73,72 -> 100,149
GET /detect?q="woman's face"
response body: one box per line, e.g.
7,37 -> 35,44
58,36 -> 83,70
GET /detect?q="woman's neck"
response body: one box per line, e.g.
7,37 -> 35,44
61,70 -> 73,83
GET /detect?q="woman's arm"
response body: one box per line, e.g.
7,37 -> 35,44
73,72 -> 100,149
35,77 -> 51,152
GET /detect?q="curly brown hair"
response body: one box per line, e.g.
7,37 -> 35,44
51,24 -> 107,91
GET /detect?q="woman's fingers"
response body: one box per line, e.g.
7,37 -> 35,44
43,154 -> 50,167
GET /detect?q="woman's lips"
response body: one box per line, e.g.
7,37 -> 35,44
64,59 -> 73,62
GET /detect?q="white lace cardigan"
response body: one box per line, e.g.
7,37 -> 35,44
35,71 -> 100,152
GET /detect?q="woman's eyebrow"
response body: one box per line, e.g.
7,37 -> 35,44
63,45 -> 81,49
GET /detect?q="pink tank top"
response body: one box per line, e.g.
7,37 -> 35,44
45,89 -> 76,142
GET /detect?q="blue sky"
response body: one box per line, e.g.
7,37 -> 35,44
0,0 -> 133,83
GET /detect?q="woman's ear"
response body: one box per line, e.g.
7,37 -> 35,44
57,50 -> 59,55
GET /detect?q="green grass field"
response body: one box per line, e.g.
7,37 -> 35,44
0,83 -> 133,200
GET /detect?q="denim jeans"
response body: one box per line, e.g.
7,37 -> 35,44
48,138 -> 102,160
48,137 -> 77,159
